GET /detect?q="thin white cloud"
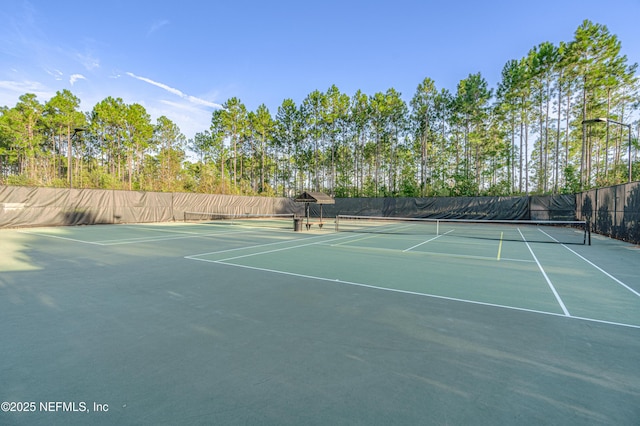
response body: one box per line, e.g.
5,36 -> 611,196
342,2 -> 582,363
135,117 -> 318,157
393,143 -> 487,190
186,95 -> 222,108
148,19 -> 169,36
0,79 -> 55,105
156,99 -> 213,138
45,68 -> 64,80
0,80 -> 49,94
76,52 -> 100,71
69,74 -> 86,85
126,72 -> 223,109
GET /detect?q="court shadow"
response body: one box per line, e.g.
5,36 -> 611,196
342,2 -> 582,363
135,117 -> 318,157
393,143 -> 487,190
63,209 -> 97,226
624,184 -> 640,244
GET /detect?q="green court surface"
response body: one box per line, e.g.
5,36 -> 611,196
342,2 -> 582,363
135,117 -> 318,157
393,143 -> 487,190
1,221 -> 639,425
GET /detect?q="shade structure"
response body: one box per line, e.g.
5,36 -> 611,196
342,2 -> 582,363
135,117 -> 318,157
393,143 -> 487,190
294,191 -> 336,205
294,192 -> 335,229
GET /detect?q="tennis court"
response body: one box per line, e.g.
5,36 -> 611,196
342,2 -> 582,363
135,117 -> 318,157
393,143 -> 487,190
1,218 -> 639,425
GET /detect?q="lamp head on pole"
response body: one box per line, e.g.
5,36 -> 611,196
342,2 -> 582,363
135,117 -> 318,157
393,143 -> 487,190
582,118 -> 609,125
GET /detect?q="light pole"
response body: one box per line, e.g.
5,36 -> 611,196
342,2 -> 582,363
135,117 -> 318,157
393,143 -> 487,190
69,127 -> 85,188
582,117 -> 633,183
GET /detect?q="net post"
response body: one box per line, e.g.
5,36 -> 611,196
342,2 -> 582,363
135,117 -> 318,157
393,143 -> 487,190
587,220 -> 591,246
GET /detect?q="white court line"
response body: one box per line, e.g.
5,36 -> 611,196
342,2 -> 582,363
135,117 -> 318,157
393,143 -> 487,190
185,256 -> 640,330
187,228 -> 531,265
185,234 -> 364,260
20,229 -> 212,246
17,230 -> 103,245
403,230 -> 454,252
98,234 -> 216,245
325,241 -> 534,264
518,228 -> 571,317
184,232 -> 338,258
121,225 -> 208,235
96,228 -> 256,245
538,228 -> 640,298
97,223 -> 305,245
213,234 -> 362,262
196,226 -> 490,262
331,233 -> 381,246
20,224 -> 286,246
331,222 -> 432,247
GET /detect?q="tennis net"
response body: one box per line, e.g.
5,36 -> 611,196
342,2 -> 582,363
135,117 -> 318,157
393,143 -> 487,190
184,212 -> 296,230
335,215 -> 590,245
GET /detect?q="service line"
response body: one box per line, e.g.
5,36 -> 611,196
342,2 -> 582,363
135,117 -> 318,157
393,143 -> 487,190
403,230 -> 454,252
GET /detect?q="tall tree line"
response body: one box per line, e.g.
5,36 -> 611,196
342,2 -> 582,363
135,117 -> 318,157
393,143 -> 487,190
1,20 -> 638,196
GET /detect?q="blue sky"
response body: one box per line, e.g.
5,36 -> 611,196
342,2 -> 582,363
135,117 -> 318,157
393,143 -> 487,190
1,0 -> 639,139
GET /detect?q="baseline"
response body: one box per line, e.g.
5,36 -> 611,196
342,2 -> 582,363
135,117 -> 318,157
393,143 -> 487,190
185,255 -> 640,330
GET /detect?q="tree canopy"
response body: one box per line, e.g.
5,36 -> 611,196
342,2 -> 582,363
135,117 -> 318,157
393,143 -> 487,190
1,20 -> 638,196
